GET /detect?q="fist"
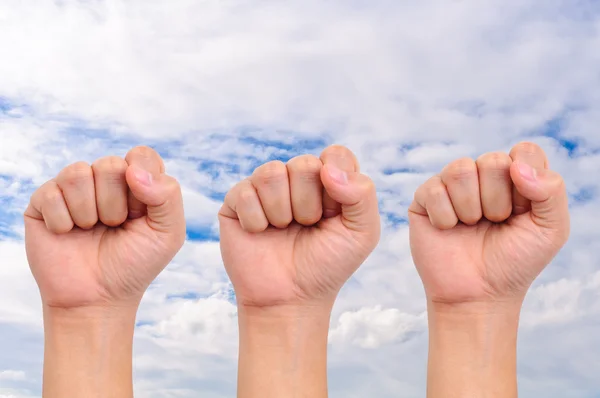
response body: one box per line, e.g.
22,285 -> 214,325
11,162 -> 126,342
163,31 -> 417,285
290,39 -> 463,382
218,145 -> 381,309
24,146 -> 186,309
408,142 -> 570,305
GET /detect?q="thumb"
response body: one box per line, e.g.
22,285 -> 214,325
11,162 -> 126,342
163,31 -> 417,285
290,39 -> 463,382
510,161 -> 570,237
126,164 -> 186,240
320,163 -> 381,239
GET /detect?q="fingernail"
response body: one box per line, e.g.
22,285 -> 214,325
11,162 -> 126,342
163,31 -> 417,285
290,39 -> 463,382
133,166 -> 153,187
517,162 -> 537,182
327,164 -> 348,185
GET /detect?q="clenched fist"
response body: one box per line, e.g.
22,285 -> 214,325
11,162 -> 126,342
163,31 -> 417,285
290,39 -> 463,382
24,146 -> 186,310
408,142 -> 570,305
218,145 -> 381,309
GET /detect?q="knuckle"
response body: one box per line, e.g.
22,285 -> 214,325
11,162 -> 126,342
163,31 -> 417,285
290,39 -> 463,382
323,144 -> 352,157
254,161 -> 288,185
476,152 -> 512,171
426,184 -> 447,200
127,145 -> 158,160
238,188 -> 257,205
59,162 -> 92,184
320,145 -> 358,170
443,158 -> 477,181
42,189 -> 64,205
510,141 -> 544,157
93,156 -> 127,174
288,155 -> 322,177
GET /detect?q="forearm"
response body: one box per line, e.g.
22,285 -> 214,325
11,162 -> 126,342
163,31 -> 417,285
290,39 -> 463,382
237,304 -> 332,398
426,300 -> 522,398
42,305 -> 138,398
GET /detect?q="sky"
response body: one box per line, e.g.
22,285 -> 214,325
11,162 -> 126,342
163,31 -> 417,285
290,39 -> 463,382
0,0 -> 599,397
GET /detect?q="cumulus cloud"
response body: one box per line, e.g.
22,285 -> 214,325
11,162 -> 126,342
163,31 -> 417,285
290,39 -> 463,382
0,0 -> 599,397
329,306 -> 426,349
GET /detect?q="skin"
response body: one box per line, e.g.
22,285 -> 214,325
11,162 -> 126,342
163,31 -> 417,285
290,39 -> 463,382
408,142 -> 570,397
24,146 -> 186,398
219,145 -> 381,398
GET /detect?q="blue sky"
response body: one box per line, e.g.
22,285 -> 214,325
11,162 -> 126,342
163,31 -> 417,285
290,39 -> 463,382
1,1 -> 600,397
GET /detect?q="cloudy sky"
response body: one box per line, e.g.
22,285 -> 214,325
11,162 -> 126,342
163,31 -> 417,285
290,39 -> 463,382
0,0 -> 599,397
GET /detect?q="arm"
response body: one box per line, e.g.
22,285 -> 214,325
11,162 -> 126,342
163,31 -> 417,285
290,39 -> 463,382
42,305 -> 137,398
237,304 -> 331,398
24,147 -> 185,398
218,146 -> 380,398
426,301 -> 521,398
408,144 -> 570,398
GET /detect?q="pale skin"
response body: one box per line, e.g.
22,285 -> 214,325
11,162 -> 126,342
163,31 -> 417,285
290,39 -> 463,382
219,145 -> 381,398
24,146 -> 186,398
408,142 -> 570,397
21,140 -> 568,397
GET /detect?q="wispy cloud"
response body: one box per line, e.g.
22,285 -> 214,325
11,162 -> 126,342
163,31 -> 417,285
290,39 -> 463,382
0,0 -> 599,397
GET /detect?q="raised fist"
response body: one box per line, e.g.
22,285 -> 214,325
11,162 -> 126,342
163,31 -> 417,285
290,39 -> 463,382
24,146 -> 186,310
408,142 -> 570,305
218,145 -> 381,309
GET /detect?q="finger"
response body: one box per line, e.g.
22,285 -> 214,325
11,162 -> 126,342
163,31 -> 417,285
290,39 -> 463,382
24,180 -> 74,234
219,179 -> 269,233
409,176 -> 458,230
287,154 -> 323,226
125,165 -> 186,246
250,160 -> 293,229
124,146 -> 165,219
55,162 -> 98,229
476,152 -> 513,223
92,156 -> 129,227
320,164 -> 380,244
319,145 -> 359,218
440,158 -> 482,225
509,142 -> 549,215
510,162 -> 570,241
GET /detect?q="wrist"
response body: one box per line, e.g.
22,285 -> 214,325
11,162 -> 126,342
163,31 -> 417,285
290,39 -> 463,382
42,304 -> 137,398
237,304 -> 332,398
428,298 -> 523,320
238,301 -> 334,322
43,302 -> 139,324
237,303 -> 332,366
426,300 -> 521,398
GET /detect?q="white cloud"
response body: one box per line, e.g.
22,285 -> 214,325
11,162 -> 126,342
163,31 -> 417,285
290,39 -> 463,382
0,370 -> 26,381
329,306 -> 426,349
0,0 -> 599,397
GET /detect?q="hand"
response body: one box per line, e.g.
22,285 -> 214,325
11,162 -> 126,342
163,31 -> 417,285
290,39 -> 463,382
24,146 -> 186,310
408,141 -> 570,306
219,145 -> 380,398
219,145 -> 381,309
24,146 -> 186,398
409,142 -> 570,398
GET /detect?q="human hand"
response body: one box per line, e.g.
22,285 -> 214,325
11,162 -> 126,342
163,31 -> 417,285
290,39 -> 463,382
409,142 -> 570,398
408,142 -> 570,306
24,146 -> 186,311
24,146 -> 186,398
219,145 -> 380,398
219,145 -> 381,310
